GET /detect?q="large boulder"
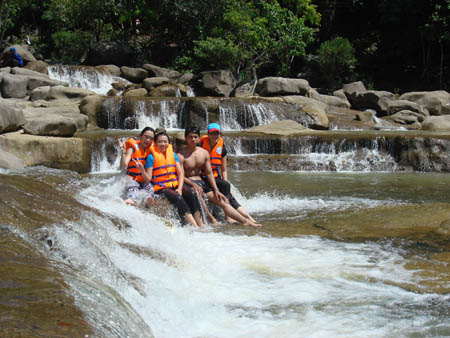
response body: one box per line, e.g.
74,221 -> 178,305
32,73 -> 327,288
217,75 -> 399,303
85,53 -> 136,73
23,115 -> 79,137
79,95 -> 107,129
3,45 -> 37,63
143,77 -> 170,91
422,115 -> 450,131
399,91 -> 450,116
0,147 -> 23,169
256,77 -> 310,96
0,102 -> 25,133
123,88 -> 148,97
120,66 -> 148,83
386,110 -> 425,125
306,88 -> 351,108
96,64 -> 121,77
11,67 -> 48,78
350,90 -> 395,113
0,74 -> 28,98
142,64 -> 180,78
281,96 -> 329,129
194,70 -> 237,97
24,60 -> 49,75
22,105 -> 88,133
149,84 -> 182,97
245,119 -> 310,136
0,131 -> 91,173
342,81 -> 366,103
29,85 -> 96,102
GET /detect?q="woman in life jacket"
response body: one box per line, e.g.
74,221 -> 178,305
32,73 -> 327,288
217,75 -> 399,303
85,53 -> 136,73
118,126 -> 155,207
200,122 -> 257,224
142,131 -> 199,227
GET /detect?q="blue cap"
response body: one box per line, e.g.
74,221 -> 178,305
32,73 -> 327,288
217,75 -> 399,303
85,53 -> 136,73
10,47 -> 15,52
207,123 -> 221,133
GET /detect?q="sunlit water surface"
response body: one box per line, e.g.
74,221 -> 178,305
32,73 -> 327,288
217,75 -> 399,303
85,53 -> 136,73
36,170 -> 450,338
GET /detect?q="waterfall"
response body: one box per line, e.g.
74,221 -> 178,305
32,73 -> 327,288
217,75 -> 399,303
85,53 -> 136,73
48,65 -> 129,95
219,102 -> 279,131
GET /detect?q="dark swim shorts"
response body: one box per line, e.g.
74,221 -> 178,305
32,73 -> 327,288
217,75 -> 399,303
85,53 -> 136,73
192,179 -> 213,194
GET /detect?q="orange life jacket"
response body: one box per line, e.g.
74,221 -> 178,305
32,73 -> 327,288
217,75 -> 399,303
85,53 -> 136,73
150,144 -> 178,191
200,135 -> 223,179
126,138 -> 151,183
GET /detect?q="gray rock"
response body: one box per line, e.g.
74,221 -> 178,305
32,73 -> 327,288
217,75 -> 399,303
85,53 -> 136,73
30,85 -> 96,102
0,147 -> 24,169
399,90 -> 450,116
281,96 -> 329,129
23,115 -> 78,137
342,81 -> 366,101
79,95 -> 107,129
351,90 -> 395,113
0,74 -> 28,98
422,115 -> 450,131
245,119 -> 310,135
306,88 -> 351,108
120,66 -> 148,83
142,64 -> 180,78
143,77 -> 170,91
149,85 -> 181,97
0,131 -> 90,172
256,77 -> 310,96
196,70 -> 237,97
178,73 -> 194,85
123,88 -> 148,97
24,60 -> 49,75
0,101 -> 25,133
381,99 -> 429,121
97,64 -> 121,77
388,110 -> 423,124
11,67 -> 49,78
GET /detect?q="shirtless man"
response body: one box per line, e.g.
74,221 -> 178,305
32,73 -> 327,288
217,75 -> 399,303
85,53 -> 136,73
177,126 -> 261,227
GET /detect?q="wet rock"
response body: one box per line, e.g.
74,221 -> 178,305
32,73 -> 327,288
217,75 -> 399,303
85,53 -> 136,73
355,110 -> 375,123
0,73 -> 28,98
256,77 -> 310,96
399,90 -> 450,116
120,66 -> 148,83
435,219 -> 450,236
194,70 -> 237,97
24,60 -> 49,75
123,88 -> 148,97
149,84 -> 181,97
79,95 -> 107,129
0,147 -> 23,169
422,115 -> 450,131
23,115 -> 79,136
0,131 -> 91,172
387,110 -> 425,125
143,77 -> 170,91
306,88 -> 351,108
0,102 -> 25,133
281,96 -> 329,129
142,63 -> 180,79
245,119 -> 310,136
97,64 -> 121,77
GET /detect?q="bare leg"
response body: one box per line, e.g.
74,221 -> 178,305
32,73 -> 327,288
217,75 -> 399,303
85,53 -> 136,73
193,210 -> 205,227
236,206 -> 256,223
124,198 -> 136,206
207,193 -> 261,227
184,213 -> 199,227
197,194 -> 220,225
145,196 -> 154,208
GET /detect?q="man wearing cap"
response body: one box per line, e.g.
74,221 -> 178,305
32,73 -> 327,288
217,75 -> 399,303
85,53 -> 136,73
1,47 -> 23,67
199,123 -> 258,224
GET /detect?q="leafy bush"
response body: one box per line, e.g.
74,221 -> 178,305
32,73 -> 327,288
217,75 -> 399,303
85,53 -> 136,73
51,30 -> 91,63
317,36 -> 357,89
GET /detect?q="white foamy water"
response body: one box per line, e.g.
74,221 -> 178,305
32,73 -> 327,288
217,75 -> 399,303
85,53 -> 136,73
135,100 -> 183,131
48,65 -> 129,95
40,174 -> 448,338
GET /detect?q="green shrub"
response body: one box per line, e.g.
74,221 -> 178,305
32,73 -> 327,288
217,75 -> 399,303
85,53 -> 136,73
317,36 -> 357,89
51,30 -> 92,64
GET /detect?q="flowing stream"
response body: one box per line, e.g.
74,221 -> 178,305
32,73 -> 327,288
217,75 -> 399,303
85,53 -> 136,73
3,67 -> 448,337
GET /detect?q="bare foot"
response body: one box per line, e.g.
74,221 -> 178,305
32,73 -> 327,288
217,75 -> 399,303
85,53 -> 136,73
124,198 -> 136,206
145,196 -> 154,207
244,219 -> 262,227
225,217 -> 238,224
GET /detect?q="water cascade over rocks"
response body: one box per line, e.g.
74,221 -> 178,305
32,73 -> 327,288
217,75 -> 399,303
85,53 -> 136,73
1,63 -> 450,337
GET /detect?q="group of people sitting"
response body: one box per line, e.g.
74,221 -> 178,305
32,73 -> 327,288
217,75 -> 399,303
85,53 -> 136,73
118,123 -> 261,227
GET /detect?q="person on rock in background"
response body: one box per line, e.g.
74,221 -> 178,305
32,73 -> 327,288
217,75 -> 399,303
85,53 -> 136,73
199,122 -> 258,224
118,127 -> 155,207
0,47 -> 24,67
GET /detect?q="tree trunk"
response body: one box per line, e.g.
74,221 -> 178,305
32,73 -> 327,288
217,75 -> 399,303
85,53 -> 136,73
0,0 -> 12,43
439,40 -> 444,89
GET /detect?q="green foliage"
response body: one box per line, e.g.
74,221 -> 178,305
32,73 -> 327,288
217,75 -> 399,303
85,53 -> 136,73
317,36 -> 357,89
192,37 -> 242,71
278,0 -> 321,26
51,30 -> 91,63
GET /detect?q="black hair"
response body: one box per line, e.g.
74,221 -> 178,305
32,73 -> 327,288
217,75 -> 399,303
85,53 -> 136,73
184,126 -> 200,137
155,131 -> 170,142
140,126 -> 155,136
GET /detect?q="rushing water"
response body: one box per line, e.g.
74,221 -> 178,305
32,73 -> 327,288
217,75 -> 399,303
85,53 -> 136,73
2,166 -> 447,338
